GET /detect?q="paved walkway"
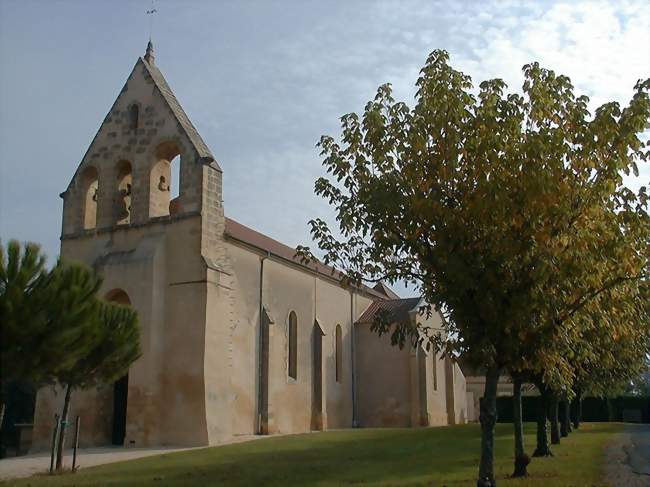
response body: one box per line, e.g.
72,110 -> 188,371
626,424 -> 650,478
605,424 -> 650,487
0,435 -> 260,481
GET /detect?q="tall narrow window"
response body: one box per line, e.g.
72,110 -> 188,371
335,324 -> 342,383
432,351 -> 438,391
128,104 -> 139,131
288,311 -> 297,380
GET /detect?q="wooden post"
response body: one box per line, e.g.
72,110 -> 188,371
72,416 -> 80,472
49,414 -> 59,474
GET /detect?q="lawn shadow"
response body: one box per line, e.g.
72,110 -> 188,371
30,425 -> 483,487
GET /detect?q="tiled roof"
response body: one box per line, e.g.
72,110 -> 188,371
357,297 -> 422,324
141,57 -> 218,168
373,282 -> 400,299
224,217 -> 386,299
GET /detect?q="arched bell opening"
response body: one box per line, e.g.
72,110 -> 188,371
80,166 -> 99,230
114,160 -> 132,226
149,141 -> 182,219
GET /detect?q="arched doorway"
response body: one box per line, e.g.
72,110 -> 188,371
105,289 -> 131,445
311,321 -> 325,431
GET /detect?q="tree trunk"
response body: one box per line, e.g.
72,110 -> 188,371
549,394 -> 560,445
571,390 -> 582,430
0,400 -> 5,431
477,367 -> 500,487
560,399 -> 570,437
511,376 -> 529,477
55,384 -> 72,471
533,385 -> 552,457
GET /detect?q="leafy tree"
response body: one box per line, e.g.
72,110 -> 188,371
54,296 -> 140,470
298,49 -> 650,486
568,279 -> 650,430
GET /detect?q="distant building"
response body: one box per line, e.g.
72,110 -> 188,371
459,363 -> 538,422
31,43 -> 468,450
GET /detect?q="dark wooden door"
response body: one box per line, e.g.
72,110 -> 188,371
112,374 -> 128,445
311,322 -> 324,431
259,316 -> 270,434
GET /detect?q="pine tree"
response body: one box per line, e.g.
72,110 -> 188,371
54,297 -> 140,470
1,240 -> 48,385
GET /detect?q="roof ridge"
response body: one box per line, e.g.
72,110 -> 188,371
224,217 -> 386,299
140,57 -> 219,169
357,296 -> 423,324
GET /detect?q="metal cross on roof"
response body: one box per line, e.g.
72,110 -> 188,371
146,0 -> 157,40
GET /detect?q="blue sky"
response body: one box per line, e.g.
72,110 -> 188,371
0,0 -> 648,296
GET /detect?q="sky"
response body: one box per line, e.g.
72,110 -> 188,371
0,0 -> 648,297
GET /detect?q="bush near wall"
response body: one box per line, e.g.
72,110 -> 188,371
495,395 -> 650,423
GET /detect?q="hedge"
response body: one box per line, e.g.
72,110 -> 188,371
495,395 -> 650,423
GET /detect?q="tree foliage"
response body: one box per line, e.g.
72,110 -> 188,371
1,240 -> 49,383
298,49 -> 650,485
1,240 -> 141,469
53,293 -> 140,470
31,263 -> 142,470
0,242 -> 105,387
55,300 -> 141,391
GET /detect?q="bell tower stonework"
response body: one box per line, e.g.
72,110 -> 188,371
32,43 -> 232,449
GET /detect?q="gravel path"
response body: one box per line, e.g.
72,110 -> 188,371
604,424 -> 650,487
0,435 -> 260,481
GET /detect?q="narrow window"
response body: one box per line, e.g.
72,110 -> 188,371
335,324 -> 342,383
288,311 -> 298,380
128,104 -> 139,131
432,351 -> 438,391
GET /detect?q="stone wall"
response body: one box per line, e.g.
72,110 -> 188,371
60,58 -> 208,237
33,55 -> 221,451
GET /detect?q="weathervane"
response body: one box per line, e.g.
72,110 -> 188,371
146,0 -> 157,41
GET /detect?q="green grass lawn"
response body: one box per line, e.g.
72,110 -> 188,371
2,422 -> 622,487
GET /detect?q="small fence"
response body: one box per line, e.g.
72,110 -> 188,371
495,395 -> 650,423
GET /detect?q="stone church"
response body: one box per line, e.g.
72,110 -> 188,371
32,43 -> 468,450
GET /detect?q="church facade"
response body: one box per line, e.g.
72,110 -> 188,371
31,44 -> 468,450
